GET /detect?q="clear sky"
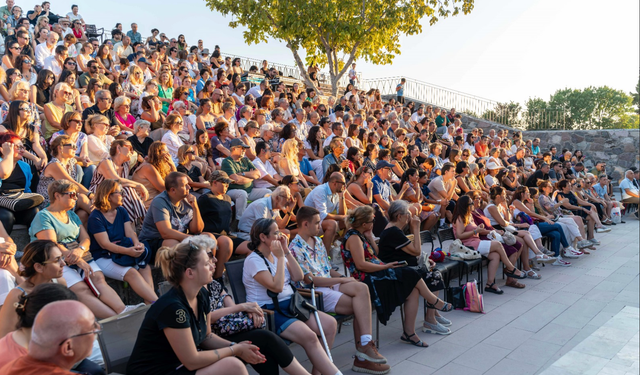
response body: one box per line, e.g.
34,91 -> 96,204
52,0 -> 639,105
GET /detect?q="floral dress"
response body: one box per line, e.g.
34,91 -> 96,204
37,158 -> 78,208
207,279 -> 265,336
341,228 -> 421,324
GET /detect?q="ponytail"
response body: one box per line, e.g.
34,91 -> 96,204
156,242 -> 202,287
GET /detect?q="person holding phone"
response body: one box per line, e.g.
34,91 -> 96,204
342,206 -> 453,349
377,201 -> 452,336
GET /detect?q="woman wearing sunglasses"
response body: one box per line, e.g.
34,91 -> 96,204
0,100 -> 47,171
15,55 -> 36,86
36,135 -> 92,217
1,42 -> 21,70
30,179 -> 134,320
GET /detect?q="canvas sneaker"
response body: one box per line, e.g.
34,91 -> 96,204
436,315 -> 452,327
576,239 -> 593,249
422,321 -> 451,335
552,258 -> 571,267
356,341 -> 387,364
595,226 -> 611,233
589,238 -> 601,246
352,358 -> 391,375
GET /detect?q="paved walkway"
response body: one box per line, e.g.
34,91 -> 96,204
540,306 -> 639,375
276,219 -> 639,375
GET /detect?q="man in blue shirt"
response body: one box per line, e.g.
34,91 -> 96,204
619,170 -> 640,219
531,138 -> 541,157
396,78 -> 406,104
126,23 -> 142,44
304,172 -> 347,252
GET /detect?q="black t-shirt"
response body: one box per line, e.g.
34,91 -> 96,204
82,105 -> 116,125
507,155 -> 524,168
0,163 -> 26,191
377,226 -> 417,266
26,10 -> 41,25
557,191 -> 578,207
197,192 -> 233,234
178,164 -> 202,185
525,170 -> 548,188
127,135 -> 154,158
127,286 -> 211,375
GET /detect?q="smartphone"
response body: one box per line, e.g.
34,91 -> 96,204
397,260 -> 408,266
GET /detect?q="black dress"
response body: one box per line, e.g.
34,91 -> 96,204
378,226 -> 444,292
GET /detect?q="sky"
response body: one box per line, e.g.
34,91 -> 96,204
49,0 -> 639,106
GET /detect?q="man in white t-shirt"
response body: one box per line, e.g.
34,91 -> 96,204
620,170 -> 639,219
348,63 -> 357,85
252,142 -> 282,189
410,106 -> 425,125
246,79 -> 267,100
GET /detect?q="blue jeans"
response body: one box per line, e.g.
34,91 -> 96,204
81,165 -> 97,189
536,222 -> 569,256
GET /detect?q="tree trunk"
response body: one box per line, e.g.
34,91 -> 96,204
330,74 -> 339,98
286,43 -> 321,96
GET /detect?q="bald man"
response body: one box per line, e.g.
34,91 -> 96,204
0,301 -> 97,375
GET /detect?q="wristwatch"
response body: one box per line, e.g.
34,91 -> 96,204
79,245 -> 86,252
229,342 -> 236,347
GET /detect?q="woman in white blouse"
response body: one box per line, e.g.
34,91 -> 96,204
161,113 -> 185,166
86,114 -> 114,165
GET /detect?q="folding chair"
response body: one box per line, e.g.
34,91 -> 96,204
420,230 -> 460,313
97,304 -> 151,375
85,24 -> 105,42
437,228 -> 484,292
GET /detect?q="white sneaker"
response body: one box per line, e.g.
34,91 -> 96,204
121,303 -> 145,315
589,238 -> 601,246
552,258 -> 571,267
595,226 -> 611,233
576,239 -> 592,249
563,247 -> 583,259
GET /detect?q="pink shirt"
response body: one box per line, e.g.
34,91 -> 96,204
0,331 -> 28,369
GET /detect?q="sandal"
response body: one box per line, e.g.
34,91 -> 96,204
505,279 -> 526,288
400,332 -> 429,347
425,298 -> 453,312
504,268 -> 527,279
535,254 -> 555,264
525,269 -> 541,279
484,282 -> 504,294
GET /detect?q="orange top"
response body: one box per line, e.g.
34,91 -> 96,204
0,331 -> 27,370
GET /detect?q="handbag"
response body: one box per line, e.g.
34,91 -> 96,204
449,239 -> 481,260
255,251 -> 312,322
0,190 -> 44,211
111,237 -> 152,267
502,231 -> 517,246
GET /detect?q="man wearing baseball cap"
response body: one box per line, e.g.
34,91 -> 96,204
221,138 -> 271,220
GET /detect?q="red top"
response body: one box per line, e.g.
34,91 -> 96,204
0,355 -> 75,375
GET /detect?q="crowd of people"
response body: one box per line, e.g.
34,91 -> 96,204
0,3 -> 638,375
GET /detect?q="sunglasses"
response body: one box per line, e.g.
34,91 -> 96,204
61,191 -> 78,199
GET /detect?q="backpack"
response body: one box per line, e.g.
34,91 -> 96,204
462,280 -> 484,313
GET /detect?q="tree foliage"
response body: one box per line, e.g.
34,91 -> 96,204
204,0 -> 474,96
546,86 -> 638,129
632,75 -> 639,115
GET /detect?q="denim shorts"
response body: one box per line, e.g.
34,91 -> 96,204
262,298 -> 299,335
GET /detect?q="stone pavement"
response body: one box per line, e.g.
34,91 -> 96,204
540,306 -> 639,375
260,219 -> 639,375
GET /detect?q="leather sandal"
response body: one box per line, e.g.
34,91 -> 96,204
505,279 -> 526,289
484,282 -> 504,294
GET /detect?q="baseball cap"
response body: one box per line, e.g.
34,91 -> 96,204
137,57 -> 148,64
376,160 -> 395,170
210,170 -> 233,184
229,138 -> 250,148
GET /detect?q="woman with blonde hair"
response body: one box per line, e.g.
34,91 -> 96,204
86,114 -> 115,163
90,139 -> 148,226
113,96 -> 135,135
34,15 -> 50,37
42,82 -> 74,139
77,42 -> 94,73
37,135 -> 93,218
177,144 -> 211,194
123,65 -> 145,116
132,141 -> 176,208
88,179 -> 158,304
278,139 -> 309,188
157,70 -> 174,113
161,113 -> 185,166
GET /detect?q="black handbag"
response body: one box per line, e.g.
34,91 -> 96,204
446,286 -> 466,310
255,251 -> 312,322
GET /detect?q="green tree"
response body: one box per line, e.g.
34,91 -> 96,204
549,86 -> 637,129
631,75 -> 639,115
204,0 -> 474,96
